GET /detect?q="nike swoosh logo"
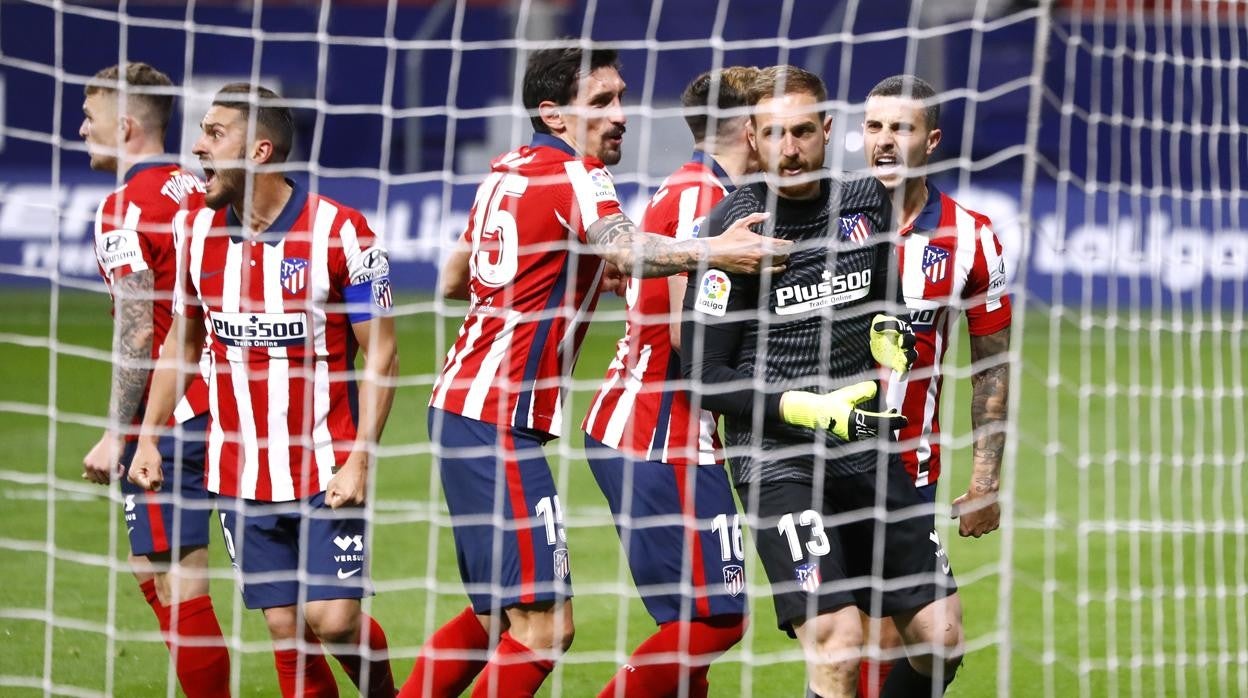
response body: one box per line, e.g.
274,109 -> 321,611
200,269 -> 225,279
127,527 -> 134,534
337,567 -> 362,580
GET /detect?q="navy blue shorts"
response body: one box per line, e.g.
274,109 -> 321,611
216,492 -> 370,610
428,408 -> 571,614
585,435 -> 747,624
119,413 -> 213,557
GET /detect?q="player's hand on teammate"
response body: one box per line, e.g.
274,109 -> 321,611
599,263 -> 628,297
326,453 -> 369,509
82,431 -> 125,485
127,439 -> 164,492
870,314 -> 918,373
779,381 -> 908,441
708,212 -> 792,275
951,480 -> 1001,537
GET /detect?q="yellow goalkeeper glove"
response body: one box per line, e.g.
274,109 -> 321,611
779,381 -> 908,441
870,314 -> 918,373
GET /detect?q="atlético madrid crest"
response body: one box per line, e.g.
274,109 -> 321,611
723,565 -> 745,597
921,245 -> 950,284
280,257 -> 309,294
553,547 -> 570,580
795,562 -> 821,594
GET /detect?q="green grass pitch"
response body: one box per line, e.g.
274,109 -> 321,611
1,287 -> 1244,696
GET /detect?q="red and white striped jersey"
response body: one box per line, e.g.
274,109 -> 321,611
582,153 -> 730,465
93,161 -> 210,429
429,135 -> 624,438
883,182 -> 1012,486
174,181 -> 392,501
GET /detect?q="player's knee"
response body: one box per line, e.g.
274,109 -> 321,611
305,604 -> 362,645
263,606 -> 301,642
506,601 -> 575,652
802,609 -> 864,663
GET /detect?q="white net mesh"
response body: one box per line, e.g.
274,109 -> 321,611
0,0 -> 1245,696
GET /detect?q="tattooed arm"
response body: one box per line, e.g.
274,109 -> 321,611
82,270 -> 155,484
585,211 -> 788,278
952,325 -> 1011,537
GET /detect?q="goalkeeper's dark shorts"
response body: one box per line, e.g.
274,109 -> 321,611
737,454 -> 956,637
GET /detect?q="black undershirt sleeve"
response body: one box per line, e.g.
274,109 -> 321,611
679,203 -> 784,422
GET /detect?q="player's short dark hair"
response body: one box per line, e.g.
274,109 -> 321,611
681,66 -> 759,142
211,83 -> 295,163
84,62 -> 175,134
747,65 -> 828,119
523,44 -> 621,134
867,74 -> 940,131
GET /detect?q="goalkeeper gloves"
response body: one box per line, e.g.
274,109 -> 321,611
870,314 -> 918,373
779,381 -> 908,441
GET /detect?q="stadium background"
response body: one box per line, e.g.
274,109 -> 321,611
1,0 -> 1245,696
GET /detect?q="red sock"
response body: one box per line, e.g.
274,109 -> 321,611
274,629 -> 341,698
165,595 -> 231,698
470,632 -> 554,698
399,606 -> 490,698
331,614 -> 395,698
598,615 -> 745,698
858,658 -> 895,698
141,578 -> 171,632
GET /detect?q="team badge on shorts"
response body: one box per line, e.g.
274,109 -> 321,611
723,565 -> 745,597
553,547 -> 570,580
795,562 -> 821,594
281,257 -> 310,294
922,246 -> 950,284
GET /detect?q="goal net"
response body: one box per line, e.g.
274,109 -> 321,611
0,0 -> 1245,696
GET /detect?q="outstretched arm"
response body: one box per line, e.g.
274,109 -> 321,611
83,270 -> 155,484
952,325 -> 1011,537
585,212 -> 787,278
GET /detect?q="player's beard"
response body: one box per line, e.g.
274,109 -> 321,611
88,151 -> 118,173
203,149 -> 247,211
597,126 -> 625,166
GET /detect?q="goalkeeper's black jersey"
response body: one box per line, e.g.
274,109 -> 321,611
680,174 -> 898,484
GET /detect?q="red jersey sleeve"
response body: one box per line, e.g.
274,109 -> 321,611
94,190 -> 155,285
963,214 -> 1012,336
565,159 -> 624,243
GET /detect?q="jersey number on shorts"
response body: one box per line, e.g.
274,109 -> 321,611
778,510 -> 831,561
469,172 -> 528,287
535,495 -> 567,545
711,513 -> 745,562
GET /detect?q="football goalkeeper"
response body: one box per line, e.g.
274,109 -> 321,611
680,65 -> 962,698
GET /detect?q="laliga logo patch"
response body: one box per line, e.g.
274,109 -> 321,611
588,168 -> 618,201
723,565 -> 745,597
694,269 -> 730,317
795,562 -> 821,594
280,257 -> 309,294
